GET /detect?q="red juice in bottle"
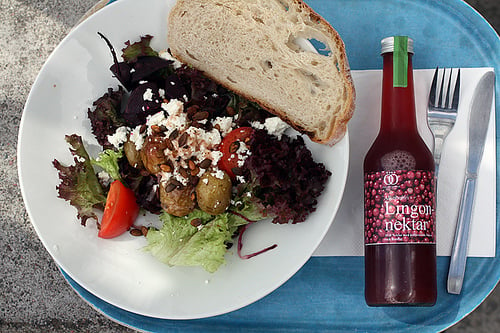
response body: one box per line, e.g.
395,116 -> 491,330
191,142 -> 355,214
363,36 -> 437,306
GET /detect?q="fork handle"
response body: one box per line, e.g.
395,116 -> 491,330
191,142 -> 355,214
433,136 -> 445,164
447,174 -> 477,294
432,129 -> 451,175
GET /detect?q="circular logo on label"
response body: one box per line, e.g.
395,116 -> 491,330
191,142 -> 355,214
383,173 -> 399,186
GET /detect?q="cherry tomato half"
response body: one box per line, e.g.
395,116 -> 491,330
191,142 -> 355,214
218,127 -> 254,181
98,180 -> 140,239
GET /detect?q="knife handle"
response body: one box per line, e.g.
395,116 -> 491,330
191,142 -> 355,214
447,174 -> 477,294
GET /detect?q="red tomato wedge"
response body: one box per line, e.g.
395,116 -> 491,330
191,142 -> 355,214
218,127 -> 254,181
98,180 -> 140,239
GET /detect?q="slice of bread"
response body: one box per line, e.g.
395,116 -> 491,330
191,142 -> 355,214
167,0 -> 355,145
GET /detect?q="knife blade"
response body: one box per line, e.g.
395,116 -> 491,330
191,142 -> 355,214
466,72 -> 495,174
447,71 -> 495,294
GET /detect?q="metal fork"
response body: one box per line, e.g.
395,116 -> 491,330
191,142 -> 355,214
427,67 -> 461,174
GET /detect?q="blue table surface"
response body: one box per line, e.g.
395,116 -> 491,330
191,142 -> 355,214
63,0 -> 500,331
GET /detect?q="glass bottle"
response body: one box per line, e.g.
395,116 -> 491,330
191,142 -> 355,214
363,36 -> 437,306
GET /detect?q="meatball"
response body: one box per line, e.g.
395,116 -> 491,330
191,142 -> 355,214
140,134 -> 169,174
159,181 -> 196,217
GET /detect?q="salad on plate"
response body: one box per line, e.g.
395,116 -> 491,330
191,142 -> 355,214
52,34 -> 331,273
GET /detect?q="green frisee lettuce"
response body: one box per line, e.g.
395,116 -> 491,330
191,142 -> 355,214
91,148 -> 123,182
145,199 -> 266,273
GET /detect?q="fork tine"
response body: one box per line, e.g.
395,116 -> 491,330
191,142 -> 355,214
451,69 -> 461,110
438,68 -> 447,108
444,69 -> 454,108
429,67 -> 439,107
427,67 -> 459,173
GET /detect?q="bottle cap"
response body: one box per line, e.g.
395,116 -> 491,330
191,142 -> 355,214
381,36 -> 414,54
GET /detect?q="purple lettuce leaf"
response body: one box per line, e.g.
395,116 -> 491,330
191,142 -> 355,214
87,87 -> 126,149
243,130 -> 331,224
52,135 -> 106,225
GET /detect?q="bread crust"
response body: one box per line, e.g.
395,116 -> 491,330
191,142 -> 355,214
168,0 -> 355,146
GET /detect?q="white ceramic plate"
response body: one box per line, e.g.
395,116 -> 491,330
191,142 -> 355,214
17,0 -> 349,319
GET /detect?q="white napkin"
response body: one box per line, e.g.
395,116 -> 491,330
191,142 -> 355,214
314,68 -> 496,257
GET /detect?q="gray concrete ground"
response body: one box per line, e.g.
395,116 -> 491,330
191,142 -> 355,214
1,0 -> 498,332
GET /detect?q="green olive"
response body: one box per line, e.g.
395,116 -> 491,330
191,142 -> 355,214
195,171 -> 232,215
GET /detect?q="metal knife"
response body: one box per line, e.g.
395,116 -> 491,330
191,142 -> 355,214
447,71 -> 495,294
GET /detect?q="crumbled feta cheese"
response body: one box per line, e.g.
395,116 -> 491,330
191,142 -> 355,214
97,170 -> 112,187
107,126 -> 129,149
188,127 -> 221,149
146,111 -> 168,135
162,99 -> 184,115
236,143 -> 251,167
251,117 -> 290,139
161,102 -> 169,111
147,111 -> 167,125
250,121 -> 265,131
160,168 -> 189,186
211,168 -> 225,179
129,125 -> 145,150
146,101 -> 187,135
158,49 -> 183,69
210,150 -> 223,165
212,116 -> 234,137
143,88 -> 154,101
265,117 -> 290,138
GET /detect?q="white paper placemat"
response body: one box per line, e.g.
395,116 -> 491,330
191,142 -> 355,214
314,68 -> 496,257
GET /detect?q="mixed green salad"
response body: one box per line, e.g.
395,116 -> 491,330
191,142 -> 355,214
53,34 -> 331,273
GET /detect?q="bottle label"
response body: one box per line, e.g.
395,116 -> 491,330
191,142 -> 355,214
364,170 -> 435,245
393,36 -> 408,88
